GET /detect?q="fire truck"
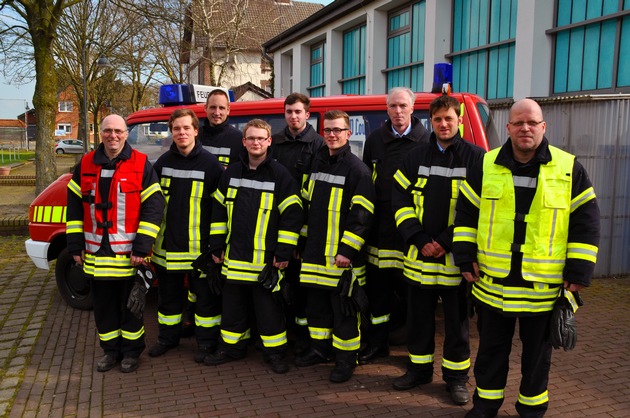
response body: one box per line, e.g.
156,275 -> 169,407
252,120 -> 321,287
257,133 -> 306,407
24,83 -> 500,309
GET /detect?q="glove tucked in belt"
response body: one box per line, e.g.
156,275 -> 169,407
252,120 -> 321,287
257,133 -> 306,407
127,262 -> 156,319
191,250 -> 223,295
336,268 -> 369,317
549,288 -> 583,351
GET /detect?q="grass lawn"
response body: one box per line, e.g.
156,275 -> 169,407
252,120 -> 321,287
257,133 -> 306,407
0,150 -> 35,166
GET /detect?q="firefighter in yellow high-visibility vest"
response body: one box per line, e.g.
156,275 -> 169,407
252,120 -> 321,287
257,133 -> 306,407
453,99 -> 600,418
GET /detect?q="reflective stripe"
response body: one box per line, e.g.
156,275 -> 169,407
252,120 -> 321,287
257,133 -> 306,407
442,357 -> 470,371
221,328 -> 250,345
394,206 -> 416,227
341,230 -> 364,251
122,326 -> 144,341
571,186 -> 596,212
228,177 -> 275,191
253,192 -> 273,265
99,329 -> 121,342
295,317 -> 308,326
66,220 -> 84,234
34,205 -> 68,223
278,230 -> 299,245
188,290 -> 197,303
351,195 -> 374,213
370,313 -> 390,325
326,188 -> 342,259
518,390 -> 549,406
161,167 -> 205,180
393,169 -> 410,189
365,245 -> 404,269
566,242 -> 598,263
68,179 -> 81,197
222,257 -> 265,283
453,226 -> 477,244
417,165 -> 467,179
472,276 -> 559,313
195,313 -> 221,328
261,331 -> 288,348
158,312 -> 183,326
477,387 -> 504,400
278,194 -> 302,213
513,175 -> 537,188
311,172 -> 345,186
459,180 -> 480,208
403,252 -> 462,286
141,182 -> 162,202
83,254 -> 135,278
409,353 -> 433,365
333,333 -> 360,351
308,326 -> 332,340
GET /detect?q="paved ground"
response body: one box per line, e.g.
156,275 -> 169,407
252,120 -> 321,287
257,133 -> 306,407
1,234 -> 629,417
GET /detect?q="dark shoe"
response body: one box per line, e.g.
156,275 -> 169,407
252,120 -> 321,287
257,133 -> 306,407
358,345 -> 389,364
194,346 -> 215,363
96,354 -> 118,372
294,348 -> 332,367
465,408 -> 497,418
447,383 -> 470,405
266,355 -> 289,374
120,357 -> 139,373
329,361 -> 355,383
148,341 -> 177,357
293,337 -> 310,356
204,350 -> 237,366
392,370 -> 433,391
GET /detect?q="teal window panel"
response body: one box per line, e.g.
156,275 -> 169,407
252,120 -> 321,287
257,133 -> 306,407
509,0 -> 517,38
487,48 -> 499,99
454,0 -> 463,51
507,44 -> 515,97
390,11 -> 409,31
478,0 -> 489,48
619,16 -> 630,86
310,87 -> 325,97
499,0 -> 512,41
462,0 -> 471,50
557,0 -> 572,26
582,24 -> 600,90
411,65 -> 423,91
554,31 -> 570,93
489,0 -> 501,43
476,51 -> 487,96
496,45 -> 510,98
467,53 -> 479,93
571,0 -> 587,23
586,0 -> 603,19
603,0 -> 617,14
411,1 -> 425,62
596,20 -> 614,89
469,0 -> 480,49
460,54 -> 470,92
567,28 -> 585,91
625,0 -> 630,10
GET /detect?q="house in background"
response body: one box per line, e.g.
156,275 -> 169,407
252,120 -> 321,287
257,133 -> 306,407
185,0 -> 323,92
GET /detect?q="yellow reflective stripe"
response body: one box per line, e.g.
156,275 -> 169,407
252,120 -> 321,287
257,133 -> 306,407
566,242 -> 598,263
442,357 -> 470,371
518,390 -> 548,406
472,277 -> 558,313
66,220 -> 84,234
51,206 -> 65,223
477,387 -> 504,400
214,188 -> 226,205
409,353 -> 433,365
140,182 -> 162,202
571,187 -> 596,212
83,254 -> 134,278
371,162 -> 377,183
210,222 -> 228,235
365,246 -> 404,268
393,169 -> 411,189
122,326 -> 145,341
459,180 -> 480,208
253,192 -> 273,265
341,230 -> 365,251
333,333 -> 360,351
223,257 -> 264,283
188,290 -> 197,303
278,194 -> 302,213
278,230 -> 299,245
99,329 -> 121,342
370,313 -> 390,325
68,179 -> 81,197
195,313 -> 221,328
351,195 -> 374,213
395,206 -> 417,227
189,180 -> 204,254
261,331 -> 288,348
308,326 -> 332,340
453,226 -> 477,243
158,312 -> 183,325
327,188 -> 342,258
221,328 -> 250,345
403,255 -> 462,286
138,221 -> 160,239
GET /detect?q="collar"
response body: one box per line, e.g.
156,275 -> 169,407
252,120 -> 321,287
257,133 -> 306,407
391,122 -> 413,138
93,141 -> 132,165
496,137 -> 552,169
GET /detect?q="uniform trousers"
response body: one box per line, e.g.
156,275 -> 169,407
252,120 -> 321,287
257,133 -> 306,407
284,258 -> 309,338
91,277 -> 145,358
305,286 -> 360,363
190,272 -> 222,349
364,264 -> 406,347
472,303 -> 552,418
406,281 -> 470,384
153,266 -> 187,345
219,281 -> 287,359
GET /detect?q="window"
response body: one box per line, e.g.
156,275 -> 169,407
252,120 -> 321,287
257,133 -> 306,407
450,0 -> 517,100
385,2 -> 426,91
57,123 -> 72,134
308,42 -> 326,97
551,0 -> 630,93
58,102 -> 73,112
341,25 -> 366,94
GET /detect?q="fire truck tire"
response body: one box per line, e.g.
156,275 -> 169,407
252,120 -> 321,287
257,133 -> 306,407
55,248 -> 93,310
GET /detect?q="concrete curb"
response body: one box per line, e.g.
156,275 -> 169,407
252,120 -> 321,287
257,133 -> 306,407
0,216 -> 29,236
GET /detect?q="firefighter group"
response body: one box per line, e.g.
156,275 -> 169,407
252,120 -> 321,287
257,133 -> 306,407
66,87 -> 600,417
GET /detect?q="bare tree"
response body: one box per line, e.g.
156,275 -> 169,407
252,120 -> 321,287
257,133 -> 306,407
0,0 -> 82,193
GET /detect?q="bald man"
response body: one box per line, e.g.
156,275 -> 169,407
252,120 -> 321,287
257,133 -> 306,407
453,99 -> 600,417
66,114 -> 165,373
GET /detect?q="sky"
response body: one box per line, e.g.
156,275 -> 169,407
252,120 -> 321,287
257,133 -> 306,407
0,0 -> 334,120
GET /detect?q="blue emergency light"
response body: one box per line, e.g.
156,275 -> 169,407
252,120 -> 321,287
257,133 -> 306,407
159,84 -> 235,106
432,63 -> 453,93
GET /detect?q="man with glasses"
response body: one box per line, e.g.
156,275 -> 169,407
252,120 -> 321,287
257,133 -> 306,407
453,99 -> 600,417
66,115 -> 165,373
204,119 -> 303,374
360,87 -> 430,364
271,93 -> 324,356
296,110 -> 375,383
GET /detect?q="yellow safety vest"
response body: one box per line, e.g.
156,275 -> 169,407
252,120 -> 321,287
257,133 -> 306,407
477,145 -> 574,284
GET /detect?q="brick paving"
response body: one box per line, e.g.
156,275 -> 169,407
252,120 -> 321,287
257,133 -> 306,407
1,234 -> 629,417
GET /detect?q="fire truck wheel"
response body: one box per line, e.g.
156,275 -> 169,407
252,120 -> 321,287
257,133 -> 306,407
55,248 -> 93,310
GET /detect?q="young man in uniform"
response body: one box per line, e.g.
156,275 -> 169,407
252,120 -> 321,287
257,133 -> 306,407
66,115 -> 165,373
391,95 -> 485,404
200,89 -> 242,168
204,119 -> 303,374
148,109 -> 224,362
296,110 -> 375,383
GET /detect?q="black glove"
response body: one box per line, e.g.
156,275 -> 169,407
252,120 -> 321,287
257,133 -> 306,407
549,289 -> 583,351
258,264 -> 280,291
336,269 -> 368,317
192,251 -> 223,295
126,263 -> 156,319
